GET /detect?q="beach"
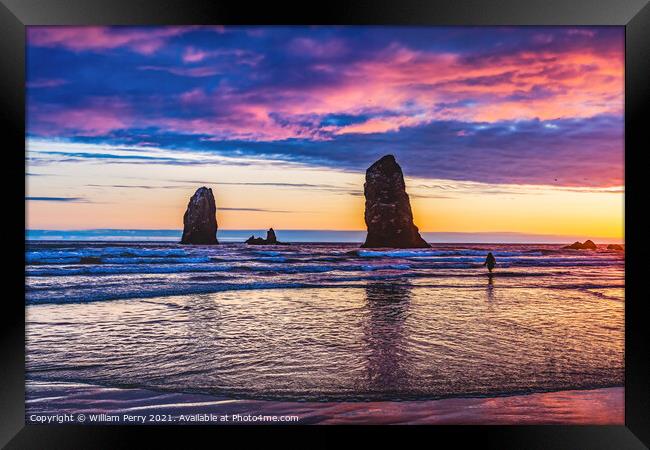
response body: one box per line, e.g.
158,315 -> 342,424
25,240 -> 624,424
26,381 -> 623,425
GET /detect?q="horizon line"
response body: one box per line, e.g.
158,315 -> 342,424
26,228 -> 624,243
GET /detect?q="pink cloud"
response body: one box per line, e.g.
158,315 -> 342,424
181,47 -> 264,66
151,41 -> 621,141
179,88 -> 208,104
157,105 -> 311,142
333,116 -> 426,135
30,98 -> 131,136
28,26 -> 196,55
27,34 -> 623,145
290,43 -> 623,127
182,47 -> 208,63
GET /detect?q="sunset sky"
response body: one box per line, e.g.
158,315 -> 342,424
26,26 -> 624,240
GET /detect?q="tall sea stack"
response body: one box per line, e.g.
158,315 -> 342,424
361,155 -> 430,248
180,187 -> 218,245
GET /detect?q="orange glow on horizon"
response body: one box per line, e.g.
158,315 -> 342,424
26,161 -> 624,242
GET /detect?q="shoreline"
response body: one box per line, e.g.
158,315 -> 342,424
26,381 -> 624,425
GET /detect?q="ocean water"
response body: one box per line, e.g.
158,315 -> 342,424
26,241 -> 624,401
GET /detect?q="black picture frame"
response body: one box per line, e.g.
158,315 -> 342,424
2,0 -> 648,447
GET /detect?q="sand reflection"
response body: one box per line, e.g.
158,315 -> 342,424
486,273 -> 495,303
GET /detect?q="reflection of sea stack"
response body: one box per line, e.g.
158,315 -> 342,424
245,228 -> 283,245
180,187 -> 218,245
363,282 -> 411,390
361,155 -> 430,248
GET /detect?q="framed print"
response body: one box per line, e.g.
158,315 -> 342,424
1,0 -> 649,447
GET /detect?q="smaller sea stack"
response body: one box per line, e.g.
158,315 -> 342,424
180,187 -> 218,245
361,155 -> 429,248
245,228 -> 284,245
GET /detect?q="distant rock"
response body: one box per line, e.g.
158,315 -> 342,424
582,240 -> 597,249
180,187 -> 218,245
563,240 -> 597,250
607,244 -> 624,251
361,155 -> 430,248
245,228 -> 284,245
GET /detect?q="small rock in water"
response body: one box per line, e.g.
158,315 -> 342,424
266,228 -> 278,244
607,244 -> 624,251
563,240 -> 598,250
245,228 -> 285,245
582,240 -> 597,250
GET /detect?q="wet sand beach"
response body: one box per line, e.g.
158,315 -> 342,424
26,381 -> 623,425
26,241 -> 624,424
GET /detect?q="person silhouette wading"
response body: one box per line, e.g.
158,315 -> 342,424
484,252 -> 496,273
